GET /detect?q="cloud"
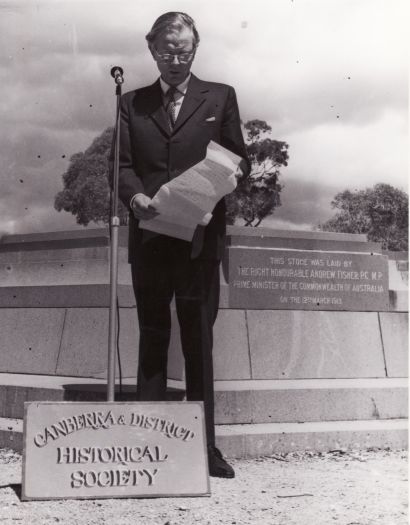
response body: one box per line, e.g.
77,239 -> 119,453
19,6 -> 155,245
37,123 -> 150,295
1,124 -> 96,172
269,177 -> 338,228
194,0 -> 408,135
0,127 -> 97,235
1,159 -> 85,236
1,53 -> 136,133
282,109 -> 408,189
260,217 -> 319,232
0,0 -> 149,60
1,204 -> 82,237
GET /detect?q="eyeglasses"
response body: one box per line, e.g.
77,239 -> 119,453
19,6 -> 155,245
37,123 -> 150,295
154,49 -> 196,64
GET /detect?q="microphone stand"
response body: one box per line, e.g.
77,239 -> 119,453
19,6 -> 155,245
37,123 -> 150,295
107,71 -> 123,402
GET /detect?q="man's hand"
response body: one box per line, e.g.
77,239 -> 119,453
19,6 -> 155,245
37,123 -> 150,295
130,193 -> 159,220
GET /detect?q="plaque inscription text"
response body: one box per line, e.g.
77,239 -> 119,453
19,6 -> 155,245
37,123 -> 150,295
229,247 -> 389,311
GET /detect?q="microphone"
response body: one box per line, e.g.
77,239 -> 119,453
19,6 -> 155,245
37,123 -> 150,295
110,66 -> 124,84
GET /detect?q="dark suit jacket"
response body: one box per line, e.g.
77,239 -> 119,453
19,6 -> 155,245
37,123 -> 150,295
118,74 -> 250,261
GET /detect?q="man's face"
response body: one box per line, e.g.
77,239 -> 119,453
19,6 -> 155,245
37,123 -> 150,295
150,27 -> 196,86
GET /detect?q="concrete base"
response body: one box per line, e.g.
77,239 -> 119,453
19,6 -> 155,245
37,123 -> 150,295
246,311 -> 386,379
217,419 -> 408,458
0,374 -> 407,457
0,416 -> 407,458
0,417 -> 23,453
1,307 -> 407,381
212,379 -> 408,424
379,312 -> 409,376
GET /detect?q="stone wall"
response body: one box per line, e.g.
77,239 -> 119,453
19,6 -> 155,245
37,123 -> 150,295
0,226 -> 408,381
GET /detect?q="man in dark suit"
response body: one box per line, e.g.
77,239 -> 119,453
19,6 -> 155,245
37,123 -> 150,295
118,12 -> 250,478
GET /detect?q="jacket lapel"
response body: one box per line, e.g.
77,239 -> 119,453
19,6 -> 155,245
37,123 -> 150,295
142,75 -> 208,135
172,74 -> 208,134
144,80 -> 171,136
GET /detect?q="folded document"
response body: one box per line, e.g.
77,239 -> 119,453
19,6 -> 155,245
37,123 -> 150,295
139,141 -> 242,241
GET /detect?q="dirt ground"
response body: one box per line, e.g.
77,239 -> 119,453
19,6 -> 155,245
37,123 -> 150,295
0,448 -> 407,525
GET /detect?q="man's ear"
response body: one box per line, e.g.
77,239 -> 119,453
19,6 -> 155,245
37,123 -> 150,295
148,43 -> 157,61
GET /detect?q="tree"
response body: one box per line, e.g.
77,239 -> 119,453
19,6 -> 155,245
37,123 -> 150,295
320,183 -> 408,251
226,120 -> 289,226
55,120 -> 288,227
54,127 -> 128,226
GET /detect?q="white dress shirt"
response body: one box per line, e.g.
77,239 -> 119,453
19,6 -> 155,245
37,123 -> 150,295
159,73 -> 191,120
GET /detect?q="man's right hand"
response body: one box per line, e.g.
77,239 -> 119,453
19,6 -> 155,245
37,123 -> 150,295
130,193 -> 159,220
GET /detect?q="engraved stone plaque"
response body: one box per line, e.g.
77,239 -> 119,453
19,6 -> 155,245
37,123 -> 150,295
22,402 -> 210,500
229,247 -> 389,311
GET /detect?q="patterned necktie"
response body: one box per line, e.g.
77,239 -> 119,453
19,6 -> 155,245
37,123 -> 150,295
165,86 -> 178,130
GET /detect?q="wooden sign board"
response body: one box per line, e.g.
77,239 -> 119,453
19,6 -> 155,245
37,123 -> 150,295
22,401 -> 210,500
229,247 -> 389,311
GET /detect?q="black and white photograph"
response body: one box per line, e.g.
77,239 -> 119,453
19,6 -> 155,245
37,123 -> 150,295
0,0 -> 408,523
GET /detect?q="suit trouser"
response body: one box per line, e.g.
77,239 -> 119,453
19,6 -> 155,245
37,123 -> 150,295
131,235 -> 220,446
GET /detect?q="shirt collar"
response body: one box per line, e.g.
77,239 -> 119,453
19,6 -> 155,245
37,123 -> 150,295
160,73 -> 191,96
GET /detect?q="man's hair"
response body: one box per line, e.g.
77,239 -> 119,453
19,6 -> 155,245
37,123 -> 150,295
146,12 -> 200,48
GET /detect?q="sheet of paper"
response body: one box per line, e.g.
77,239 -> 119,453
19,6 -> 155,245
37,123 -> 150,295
139,141 -> 242,241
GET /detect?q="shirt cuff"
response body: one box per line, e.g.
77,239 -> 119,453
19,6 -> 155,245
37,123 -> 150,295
130,194 -> 138,209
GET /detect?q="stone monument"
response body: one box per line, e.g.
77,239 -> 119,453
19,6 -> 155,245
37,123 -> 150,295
0,226 -> 408,455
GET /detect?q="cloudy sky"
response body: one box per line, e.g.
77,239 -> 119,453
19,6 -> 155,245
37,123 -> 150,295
0,0 -> 408,235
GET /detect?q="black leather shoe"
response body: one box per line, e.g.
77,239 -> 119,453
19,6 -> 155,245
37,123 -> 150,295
207,446 -> 235,478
